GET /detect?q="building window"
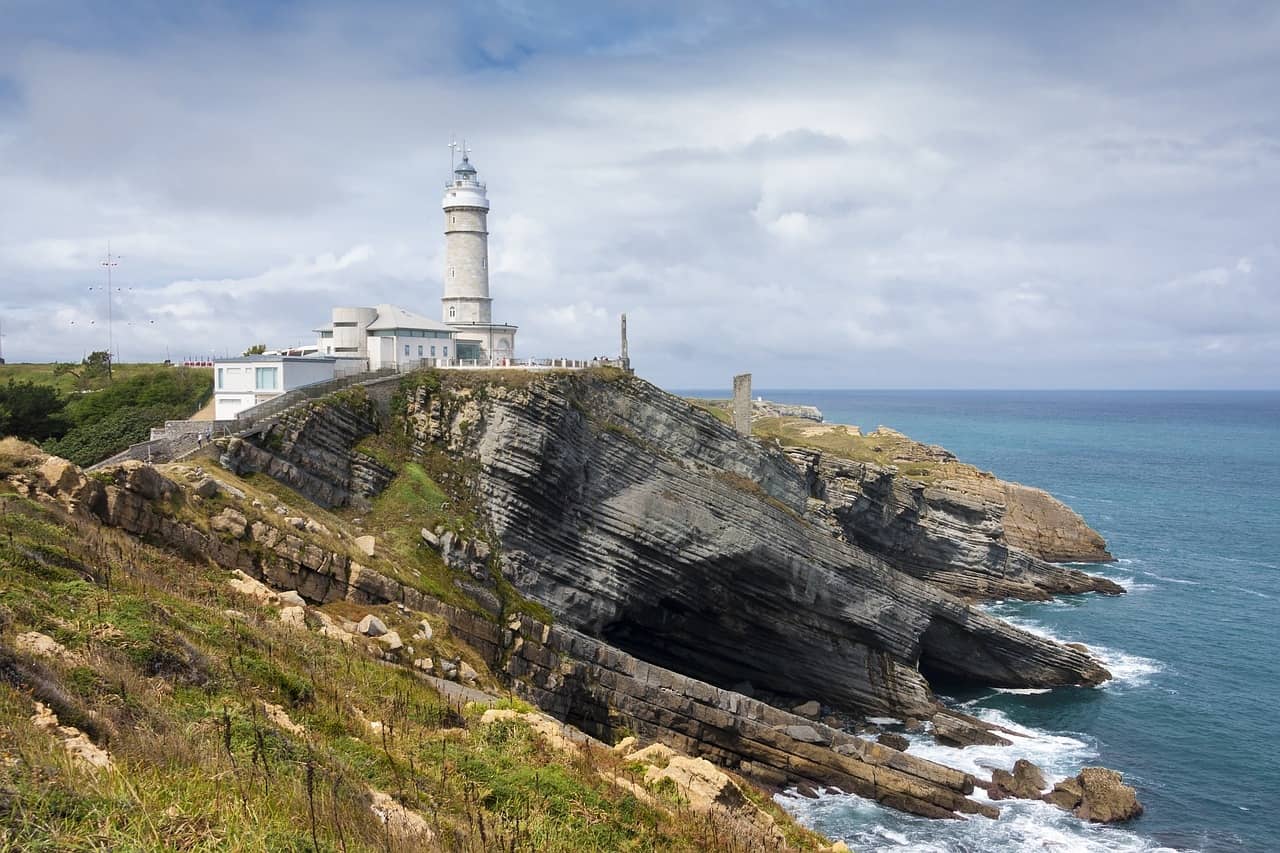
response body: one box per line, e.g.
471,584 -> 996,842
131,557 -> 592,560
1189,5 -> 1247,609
448,306 -> 456,319
254,367 -> 278,391
216,368 -> 224,389
481,257 -> 486,270
444,346 -> 449,358
404,344 -> 410,356
430,345 -> 436,357
418,345 -> 423,357
450,268 -> 455,278
333,321 -> 357,327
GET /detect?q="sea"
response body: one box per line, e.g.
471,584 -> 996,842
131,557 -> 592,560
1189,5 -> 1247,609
711,390 -> 1279,852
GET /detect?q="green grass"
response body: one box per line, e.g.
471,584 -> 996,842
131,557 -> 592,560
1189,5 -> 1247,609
0,472 -> 825,852
752,416 -> 964,485
0,362 -> 180,394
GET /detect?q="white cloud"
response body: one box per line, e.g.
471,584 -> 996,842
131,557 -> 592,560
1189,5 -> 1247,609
0,2 -> 1277,388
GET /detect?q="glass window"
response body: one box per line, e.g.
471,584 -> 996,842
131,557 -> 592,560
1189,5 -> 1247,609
418,345 -> 423,357
404,344 -> 410,356
448,306 -> 456,319
216,367 -> 224,389
444,346 -> 449,358
254,367 -> 277,390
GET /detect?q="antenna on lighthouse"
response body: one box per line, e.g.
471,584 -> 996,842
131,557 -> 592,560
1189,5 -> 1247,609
449,138 -> 459,173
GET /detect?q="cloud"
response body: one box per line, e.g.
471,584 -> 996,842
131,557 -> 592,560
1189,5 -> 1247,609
0,1 -> 1277,388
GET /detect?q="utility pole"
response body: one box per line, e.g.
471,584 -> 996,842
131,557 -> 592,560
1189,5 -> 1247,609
100,244 -> 119,379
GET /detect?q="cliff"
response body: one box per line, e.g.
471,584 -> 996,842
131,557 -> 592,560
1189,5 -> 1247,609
401,371 -> 1111,716
0,370 -> 1138,837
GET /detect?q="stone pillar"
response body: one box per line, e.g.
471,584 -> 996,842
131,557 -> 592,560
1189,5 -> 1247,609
620,313 -> 630,372
732,373 -> 752,436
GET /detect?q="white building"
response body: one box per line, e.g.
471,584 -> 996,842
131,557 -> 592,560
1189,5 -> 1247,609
212,355 -> 338,420
442,153 -> 518,363
314,304 -> 457,371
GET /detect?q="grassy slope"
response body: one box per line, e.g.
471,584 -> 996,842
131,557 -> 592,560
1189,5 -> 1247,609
0,441 -> 828,851
0,363 -> 192,395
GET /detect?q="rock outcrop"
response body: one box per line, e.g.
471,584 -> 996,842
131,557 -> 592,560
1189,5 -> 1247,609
218,390 -> 392,509
784,445 -> 1121,601
403,372 -> 1110,717
1045,767 -> 1143,823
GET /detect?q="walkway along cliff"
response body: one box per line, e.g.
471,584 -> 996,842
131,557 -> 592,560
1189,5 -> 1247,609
6,367 -> 1142,831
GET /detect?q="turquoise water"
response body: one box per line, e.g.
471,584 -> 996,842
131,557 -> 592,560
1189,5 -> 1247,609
706,390 -> 1280,852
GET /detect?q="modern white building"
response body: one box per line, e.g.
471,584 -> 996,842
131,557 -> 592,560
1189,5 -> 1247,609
313,304 -> 457,371
442,152 -> 518,363
212,355 -> 338,420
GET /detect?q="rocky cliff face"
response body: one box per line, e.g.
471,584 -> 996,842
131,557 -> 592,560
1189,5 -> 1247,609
404,371 -> 1111,718
786,448 -> 1123,601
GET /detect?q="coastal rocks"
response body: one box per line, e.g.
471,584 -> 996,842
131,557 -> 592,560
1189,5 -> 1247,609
217,394 -> 392,510
930,711 -> 1014,748
407,372 -> 1111,719
356,614 -> 387,637
1046,767 -> 1144,823
989,759 -> 1047,800
792,700 -> 822,718
795,449 -> 1122,601
877,733 -> 910,752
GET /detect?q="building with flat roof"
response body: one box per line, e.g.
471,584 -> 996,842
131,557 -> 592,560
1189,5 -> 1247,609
212,355 -> 338,420
313,304 -> 457,371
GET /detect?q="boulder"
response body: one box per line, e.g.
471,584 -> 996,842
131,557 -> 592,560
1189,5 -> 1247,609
904,716 -> 925,734
413,619 -> 434,641
413,657 -> 434,673
15,631 -> 75,662
931,713 -> 1013,747
776,724 -> 825,744
792,700 -> 822,718
211,508 -> 248,538
420,527 -> 440,548
1074,767 -> 1143,823
458,661 -> 478,684
356,614 -> 387,637
1045,768 -> 1142,822
877,732 -> 910,752
354,535 -> 376,556
377,630 -> 403,652
193,478 -> 220,499
279,606 -> 306,629
277,590 -> 306,607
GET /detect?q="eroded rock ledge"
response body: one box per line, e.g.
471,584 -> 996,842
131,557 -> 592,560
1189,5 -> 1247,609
402,371 -> 1110,715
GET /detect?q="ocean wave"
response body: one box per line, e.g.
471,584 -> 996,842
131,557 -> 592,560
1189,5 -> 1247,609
986,612 -> 1164,688
994,687 -> 1053,695
1142,572 -> 1200,586
776,788 -> 1185,853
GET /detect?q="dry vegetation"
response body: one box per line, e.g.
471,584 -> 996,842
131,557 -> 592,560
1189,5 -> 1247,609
0,439 -> 831,851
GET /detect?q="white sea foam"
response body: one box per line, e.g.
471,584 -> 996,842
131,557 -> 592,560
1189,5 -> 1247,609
987,611 -> 1165,688
994,687 -> 1053,695
1143,572 -> 1200,586
777,787 -> 1185,853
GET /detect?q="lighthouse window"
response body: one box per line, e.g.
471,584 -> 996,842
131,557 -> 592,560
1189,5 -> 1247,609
450,267 -> 455,278
482,258 -> 486,269
449,306 -> 456,319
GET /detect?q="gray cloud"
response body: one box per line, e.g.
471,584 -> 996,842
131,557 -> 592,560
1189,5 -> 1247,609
0,1 -> 1277,388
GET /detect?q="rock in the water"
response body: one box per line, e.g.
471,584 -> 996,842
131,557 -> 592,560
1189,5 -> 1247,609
931,712 -> 1014,747
357,614 -> 387,637
877,732 -> 910,752
991,759 -> 1047,800
1045,767 -> 1142,822
792,700 -> 822,718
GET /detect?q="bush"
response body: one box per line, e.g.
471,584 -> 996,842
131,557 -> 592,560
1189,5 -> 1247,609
0,379 -> 69,441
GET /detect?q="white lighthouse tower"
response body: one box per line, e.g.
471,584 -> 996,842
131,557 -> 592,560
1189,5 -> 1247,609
441,146 -> 517,364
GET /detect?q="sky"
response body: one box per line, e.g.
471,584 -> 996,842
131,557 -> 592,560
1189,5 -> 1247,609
1,0 -> 1277,389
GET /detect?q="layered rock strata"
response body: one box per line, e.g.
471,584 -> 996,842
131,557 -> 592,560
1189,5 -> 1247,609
404,373 -> 1110,716
16,457 -> 997,820
786,448 -> 1123,601
219,393 -> 391,509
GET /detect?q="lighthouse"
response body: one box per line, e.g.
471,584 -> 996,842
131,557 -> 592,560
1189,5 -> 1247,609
441,147 -> 517,364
